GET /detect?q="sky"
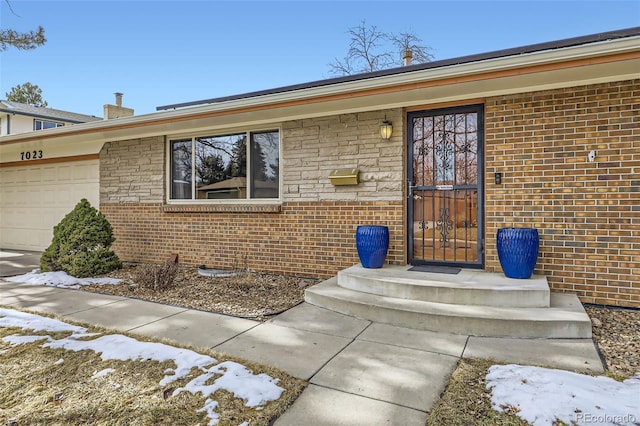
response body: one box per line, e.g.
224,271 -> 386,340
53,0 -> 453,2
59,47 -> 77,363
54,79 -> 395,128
1,1 -> 639,118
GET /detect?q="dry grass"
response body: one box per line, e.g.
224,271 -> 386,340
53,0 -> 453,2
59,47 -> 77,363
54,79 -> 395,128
0,307 -> 306,426
426,358 -> 530,426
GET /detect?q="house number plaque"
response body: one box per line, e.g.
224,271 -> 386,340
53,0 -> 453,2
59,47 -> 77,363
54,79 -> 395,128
20,150 -> 43,160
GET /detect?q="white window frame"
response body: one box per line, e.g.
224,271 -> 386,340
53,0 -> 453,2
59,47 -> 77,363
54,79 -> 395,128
34,119 -> 64,131
165,126 -> 282,205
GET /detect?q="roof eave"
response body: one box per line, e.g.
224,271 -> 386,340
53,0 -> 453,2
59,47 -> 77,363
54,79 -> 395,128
0,108 -> 88,124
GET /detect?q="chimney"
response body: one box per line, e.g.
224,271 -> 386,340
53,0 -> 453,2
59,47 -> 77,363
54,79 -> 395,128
403,49 -> 413,66
104,92 -> 134,119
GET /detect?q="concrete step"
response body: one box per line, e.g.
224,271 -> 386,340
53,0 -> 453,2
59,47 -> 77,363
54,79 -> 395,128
305,277 -> 592,339
337,265 -> 550,308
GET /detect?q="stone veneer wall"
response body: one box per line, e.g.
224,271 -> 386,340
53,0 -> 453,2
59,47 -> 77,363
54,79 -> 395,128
484,79 -> 639,307
100,110 -> 405,279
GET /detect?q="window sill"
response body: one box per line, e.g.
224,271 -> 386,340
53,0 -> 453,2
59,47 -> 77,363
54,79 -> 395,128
162,203 -> 281,213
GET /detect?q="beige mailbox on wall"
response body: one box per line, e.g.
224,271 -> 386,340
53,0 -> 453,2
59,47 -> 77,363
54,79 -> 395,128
329,168 -> 359,186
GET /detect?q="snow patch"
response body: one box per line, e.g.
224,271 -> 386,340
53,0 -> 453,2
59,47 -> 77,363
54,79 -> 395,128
487,364 -> 640,426
92,368 -> 115,378
5,270 -> 121,289
0,308 -> 87,334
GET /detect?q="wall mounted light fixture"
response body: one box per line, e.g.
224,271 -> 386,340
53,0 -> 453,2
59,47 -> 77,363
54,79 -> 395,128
379,120 -> 393,140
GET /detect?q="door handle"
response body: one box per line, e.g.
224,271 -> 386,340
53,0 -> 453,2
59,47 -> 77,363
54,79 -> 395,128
408,181 -> 421,199
409,184 -> 422,200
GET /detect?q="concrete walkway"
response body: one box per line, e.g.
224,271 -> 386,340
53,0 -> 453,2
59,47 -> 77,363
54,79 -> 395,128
0,250 -> 41,277
0,279 -> 604,425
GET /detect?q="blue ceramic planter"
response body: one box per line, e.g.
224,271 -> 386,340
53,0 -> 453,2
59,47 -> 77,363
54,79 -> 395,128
356,225 -> 389,268
497,228 -> 539,279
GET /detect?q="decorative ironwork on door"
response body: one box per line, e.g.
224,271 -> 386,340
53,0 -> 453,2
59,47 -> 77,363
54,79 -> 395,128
408,105 -> 484,267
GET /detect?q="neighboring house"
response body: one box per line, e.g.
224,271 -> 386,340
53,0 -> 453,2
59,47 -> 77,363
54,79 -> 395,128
0,100 -> 102,136
0,28 -> 638,308
0,95 -> 132,251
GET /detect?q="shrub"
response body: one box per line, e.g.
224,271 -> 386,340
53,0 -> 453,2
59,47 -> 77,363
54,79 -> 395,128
40,198 -> 122,277
134,262 -> 178,292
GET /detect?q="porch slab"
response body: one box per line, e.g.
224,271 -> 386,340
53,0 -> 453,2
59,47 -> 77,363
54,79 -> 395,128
338,264 -> 550,307
129,309 -> 259,349
463,336 -> 604,374
311,339 -> 459,411
306,277 -> 592,338
214,322 -> 352,380
357,322 -> 468,357
274,384 -> 428,426
268,303 -> 371,338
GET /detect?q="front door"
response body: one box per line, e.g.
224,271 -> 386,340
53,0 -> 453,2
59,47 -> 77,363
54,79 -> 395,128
407,105 -> 484,267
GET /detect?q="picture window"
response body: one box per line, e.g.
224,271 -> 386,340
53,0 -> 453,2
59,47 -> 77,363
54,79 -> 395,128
169,130 -> 279,201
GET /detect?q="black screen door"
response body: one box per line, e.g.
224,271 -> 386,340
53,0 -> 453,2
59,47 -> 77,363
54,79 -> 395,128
407,105 -> 484,267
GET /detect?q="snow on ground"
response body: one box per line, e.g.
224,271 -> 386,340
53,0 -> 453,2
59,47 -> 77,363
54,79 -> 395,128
0,307 -> 87,334
45,333 -> 219,386
0,251 -> 23,258
0,308 -> 285,426
4,270 -> 121,289
487,364 -> 640,426
91,368 -> 115,378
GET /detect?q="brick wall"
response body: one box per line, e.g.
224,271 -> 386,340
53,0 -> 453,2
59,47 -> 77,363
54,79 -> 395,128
101,201 -> 403,279
485,79 -> 639,307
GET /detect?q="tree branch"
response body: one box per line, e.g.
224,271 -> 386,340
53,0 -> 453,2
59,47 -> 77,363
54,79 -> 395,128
0,26 -> 46,51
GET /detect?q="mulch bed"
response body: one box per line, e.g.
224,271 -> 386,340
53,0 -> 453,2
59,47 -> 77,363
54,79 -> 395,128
85,265 -> 319,321
585,305 -> 640,379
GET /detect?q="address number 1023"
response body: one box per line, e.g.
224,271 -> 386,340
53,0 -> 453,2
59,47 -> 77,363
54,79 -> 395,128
20,150 -> 43,160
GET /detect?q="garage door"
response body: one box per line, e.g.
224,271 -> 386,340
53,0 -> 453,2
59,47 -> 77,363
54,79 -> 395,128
0,159 -> 99,251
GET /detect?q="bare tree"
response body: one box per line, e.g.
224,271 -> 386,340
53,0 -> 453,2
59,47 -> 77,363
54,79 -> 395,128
329,21 -> 394,75
390,32 -> 434,65
329,21 -> 433,76
0,1 -> 46,51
